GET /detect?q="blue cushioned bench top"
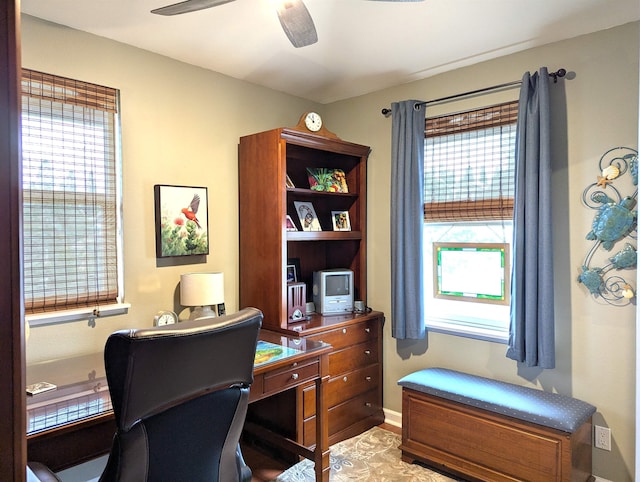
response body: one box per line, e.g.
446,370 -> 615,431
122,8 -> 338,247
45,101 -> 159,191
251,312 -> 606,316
398,367 -> 596,433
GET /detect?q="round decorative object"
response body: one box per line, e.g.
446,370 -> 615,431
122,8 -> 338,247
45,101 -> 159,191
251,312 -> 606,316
304,112 -> 322,132
292,112 -> 338,139
154,310 -> 178,326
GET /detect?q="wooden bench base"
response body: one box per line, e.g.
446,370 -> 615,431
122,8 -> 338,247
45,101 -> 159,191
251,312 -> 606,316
401,388 -> 594,482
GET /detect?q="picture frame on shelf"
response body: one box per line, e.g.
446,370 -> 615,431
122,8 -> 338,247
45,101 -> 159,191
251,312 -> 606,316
331,210 -> 351,231
286,264 -> 297,283
154,184 -> 209,258
306,167 -> 349,193
286,214 -> 298,231
287,258 -> 301,284
286,173 -> 295,188
294,201 -> 322,231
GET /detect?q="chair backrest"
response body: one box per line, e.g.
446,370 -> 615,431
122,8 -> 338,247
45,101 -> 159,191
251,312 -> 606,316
99,307 -> 262,482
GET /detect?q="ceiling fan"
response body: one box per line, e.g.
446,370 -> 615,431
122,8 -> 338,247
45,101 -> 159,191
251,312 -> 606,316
151,0 -> 424,48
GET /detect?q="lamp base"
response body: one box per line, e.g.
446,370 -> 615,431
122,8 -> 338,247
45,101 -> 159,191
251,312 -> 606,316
188,305 -> 216,321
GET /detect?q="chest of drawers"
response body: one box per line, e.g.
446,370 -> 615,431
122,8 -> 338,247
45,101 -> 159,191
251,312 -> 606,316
300,312 -> 384,446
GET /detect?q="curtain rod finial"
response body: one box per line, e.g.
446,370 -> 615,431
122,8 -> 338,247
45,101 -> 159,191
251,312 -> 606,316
381,108 -> 392,117
550,68 -> 566,83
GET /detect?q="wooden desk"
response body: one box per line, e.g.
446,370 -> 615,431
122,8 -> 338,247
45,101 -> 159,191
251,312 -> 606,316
27,330 -> 332,481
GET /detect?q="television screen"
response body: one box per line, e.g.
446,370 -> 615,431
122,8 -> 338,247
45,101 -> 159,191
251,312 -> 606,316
326,274 -> 350,296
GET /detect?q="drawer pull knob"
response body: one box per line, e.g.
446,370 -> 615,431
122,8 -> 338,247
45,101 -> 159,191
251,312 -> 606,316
342,328 -> 347,334
343,376 -> 348,382
291,373 -> 299,380
365,327 -> 371,333
292,362 -> 298,367
364,350 -> 371,355
365,376 -> 372,382
365,402 -> 372,408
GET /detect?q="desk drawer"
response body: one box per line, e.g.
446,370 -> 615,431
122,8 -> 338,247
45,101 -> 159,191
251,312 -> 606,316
303,389 -> 381,446
329,340 -> 378,375
303,364 -> 379,418
263,360 -> 319,395
306,320 -> 378,350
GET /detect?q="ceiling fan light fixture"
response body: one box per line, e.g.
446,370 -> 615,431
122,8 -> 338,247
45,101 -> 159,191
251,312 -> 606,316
276,0 -> 318,48
151,0 -> 418,48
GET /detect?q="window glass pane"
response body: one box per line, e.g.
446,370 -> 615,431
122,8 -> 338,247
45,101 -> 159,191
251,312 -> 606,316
425,127 -> 515,203
424,223 -> 512,340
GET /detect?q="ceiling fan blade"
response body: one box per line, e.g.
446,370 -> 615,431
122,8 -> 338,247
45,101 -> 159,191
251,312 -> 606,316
276,1 -> 318,48
151,0 -> 235,16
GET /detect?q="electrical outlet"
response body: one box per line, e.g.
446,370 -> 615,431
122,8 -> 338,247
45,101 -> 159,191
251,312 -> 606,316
594,425 -> 611,451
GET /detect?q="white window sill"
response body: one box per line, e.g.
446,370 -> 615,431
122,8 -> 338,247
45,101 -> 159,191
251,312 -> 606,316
426,315 -> 508,344
27,303 -> 131,327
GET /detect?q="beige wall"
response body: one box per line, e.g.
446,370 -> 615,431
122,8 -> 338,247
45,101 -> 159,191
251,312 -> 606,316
21,15 -> 320,362
22,15 -> 638,481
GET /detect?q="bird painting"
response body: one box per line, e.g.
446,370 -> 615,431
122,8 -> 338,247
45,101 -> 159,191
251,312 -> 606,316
155,185 -> 209,257
181,194 -> 201,228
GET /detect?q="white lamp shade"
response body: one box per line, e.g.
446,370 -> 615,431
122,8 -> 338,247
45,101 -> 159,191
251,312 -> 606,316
180,272 -> 225,307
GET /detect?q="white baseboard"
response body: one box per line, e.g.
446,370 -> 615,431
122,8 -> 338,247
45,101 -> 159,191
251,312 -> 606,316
384,408 -> 402,427
592,477 -> 614,482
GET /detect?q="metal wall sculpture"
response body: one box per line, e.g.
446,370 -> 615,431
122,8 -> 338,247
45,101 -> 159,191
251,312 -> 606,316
578,147 -> 638,305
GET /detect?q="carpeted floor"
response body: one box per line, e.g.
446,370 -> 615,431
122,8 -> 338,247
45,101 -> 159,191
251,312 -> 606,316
273,426 -> 460,481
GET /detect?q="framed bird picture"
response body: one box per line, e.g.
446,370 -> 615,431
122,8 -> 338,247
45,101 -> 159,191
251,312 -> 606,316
154,184 -> 209,257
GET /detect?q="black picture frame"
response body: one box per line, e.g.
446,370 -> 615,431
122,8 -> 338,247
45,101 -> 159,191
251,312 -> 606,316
287,258 -> 301,284
286,264 -> 297,282
154,184 -> 209,258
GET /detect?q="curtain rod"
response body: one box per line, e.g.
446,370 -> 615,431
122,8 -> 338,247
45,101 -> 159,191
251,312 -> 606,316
380,68 -> 566,117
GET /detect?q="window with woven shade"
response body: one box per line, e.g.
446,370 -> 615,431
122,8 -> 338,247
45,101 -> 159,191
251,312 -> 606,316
423,100 -> 517,342
21,69 -> 124,319
424,101 -> 517,222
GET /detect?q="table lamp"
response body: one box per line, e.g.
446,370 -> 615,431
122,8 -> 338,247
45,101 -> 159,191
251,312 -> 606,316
180,272 -> 225,320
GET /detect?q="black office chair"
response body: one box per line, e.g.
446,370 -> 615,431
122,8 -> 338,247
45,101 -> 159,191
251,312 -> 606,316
30,307 -> 262,482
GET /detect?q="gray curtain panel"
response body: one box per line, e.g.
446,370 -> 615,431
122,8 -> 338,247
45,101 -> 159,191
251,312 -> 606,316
506,68 -> 556,368
390,100 -> 426,340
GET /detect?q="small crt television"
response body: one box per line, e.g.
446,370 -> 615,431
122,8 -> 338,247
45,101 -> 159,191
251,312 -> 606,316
313,269 -> 354,315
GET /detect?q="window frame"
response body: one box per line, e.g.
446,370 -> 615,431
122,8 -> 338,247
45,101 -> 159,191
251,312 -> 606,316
21,69 -> 128,326
423,101 -> 518,343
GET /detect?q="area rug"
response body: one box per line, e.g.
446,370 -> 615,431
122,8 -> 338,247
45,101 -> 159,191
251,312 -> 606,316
273,426 -> 459,481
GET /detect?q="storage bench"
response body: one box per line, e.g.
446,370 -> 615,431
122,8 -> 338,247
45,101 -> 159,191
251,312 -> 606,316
398,368 -> 596,482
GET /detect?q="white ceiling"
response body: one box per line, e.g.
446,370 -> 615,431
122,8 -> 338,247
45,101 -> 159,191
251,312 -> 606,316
21,0 -> 640,104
